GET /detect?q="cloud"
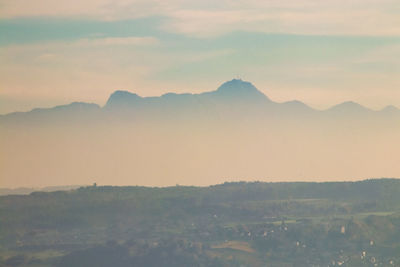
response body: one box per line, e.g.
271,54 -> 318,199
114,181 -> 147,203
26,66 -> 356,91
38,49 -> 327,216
0,36 -> 162,111
1,36 -> 160,50
73,36 -> 159,46
0,0 -> 399,37
161,2 -> 400,37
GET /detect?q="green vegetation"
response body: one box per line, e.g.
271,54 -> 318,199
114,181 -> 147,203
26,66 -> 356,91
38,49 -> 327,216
1,179 -> 400,266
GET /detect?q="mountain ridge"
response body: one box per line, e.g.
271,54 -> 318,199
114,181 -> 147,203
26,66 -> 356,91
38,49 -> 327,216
1,79 -> 399,119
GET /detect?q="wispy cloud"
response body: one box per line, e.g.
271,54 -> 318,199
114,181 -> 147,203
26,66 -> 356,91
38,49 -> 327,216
1,0 -> 399,36
73,36 -> 159,46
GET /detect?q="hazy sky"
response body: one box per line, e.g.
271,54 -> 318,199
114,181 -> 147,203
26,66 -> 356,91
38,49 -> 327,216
1,0 -> 400,114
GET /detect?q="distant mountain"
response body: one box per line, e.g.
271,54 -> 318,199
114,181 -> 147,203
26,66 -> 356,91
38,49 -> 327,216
103,79 -> 273,121
105,91 -> 143,110
5,102 -> 100,117
0,102 -> 100,125
105,79 -> 270,110
207,79 -> 271,103
2,79 -> 400,188
326,101 -> 372,117
380,105 -> 400,115
1,79 -> 399,124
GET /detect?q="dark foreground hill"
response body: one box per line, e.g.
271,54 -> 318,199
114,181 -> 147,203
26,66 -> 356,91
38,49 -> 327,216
1,179 -> 400,266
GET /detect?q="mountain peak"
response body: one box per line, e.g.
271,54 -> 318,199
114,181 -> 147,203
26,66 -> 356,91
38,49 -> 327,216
108,90 -> 141,99
331,101 -> 365,109
327,101 -> 371,115
214,79 -> 271,102
217,79 -> 257,92
105,90 -> 142,109
381,105 -> 399,112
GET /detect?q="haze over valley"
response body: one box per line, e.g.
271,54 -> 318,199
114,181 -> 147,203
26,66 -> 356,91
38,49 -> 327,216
1,79 -> 399,188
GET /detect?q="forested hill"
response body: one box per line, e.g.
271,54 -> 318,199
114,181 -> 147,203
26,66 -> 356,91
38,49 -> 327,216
1,179 -> 400,267
5,178 -> 399,203
3,179 -> 400,235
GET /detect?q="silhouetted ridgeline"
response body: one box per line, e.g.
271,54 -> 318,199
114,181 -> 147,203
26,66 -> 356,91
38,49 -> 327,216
1,79 -> 399,124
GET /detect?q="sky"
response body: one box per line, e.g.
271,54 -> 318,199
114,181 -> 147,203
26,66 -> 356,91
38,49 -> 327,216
1,0 -> 400,114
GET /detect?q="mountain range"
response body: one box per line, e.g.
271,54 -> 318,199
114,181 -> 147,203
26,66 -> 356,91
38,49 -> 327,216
1,79 -> 400,188
1,79 -> 399,124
